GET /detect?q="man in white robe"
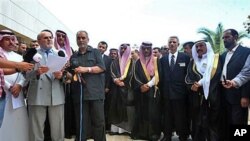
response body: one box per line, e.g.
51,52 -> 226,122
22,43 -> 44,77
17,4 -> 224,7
0,30 -> 29,141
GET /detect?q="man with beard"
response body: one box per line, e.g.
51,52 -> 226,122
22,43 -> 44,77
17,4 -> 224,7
26,29 -> 65,141
109,43 -> 135,135
54,30 -> 75,139
133,42 -> 161,141
0,29 -> 29,141
54,30 -> 74,58
69,30 -> 106,141
185,40 -> 222,141
0,31 -> 33,131
109,48 -> 119,60
223,54 -> 250,88
220,29 -> 250,140
183,41 -> 194,59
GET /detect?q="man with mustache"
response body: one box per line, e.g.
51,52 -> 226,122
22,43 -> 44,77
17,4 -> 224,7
69,30 -> 106,141
220,29 -> 250,140
133,42 -> 161,141
185,40 -> 222,141
160,36 -> 190,141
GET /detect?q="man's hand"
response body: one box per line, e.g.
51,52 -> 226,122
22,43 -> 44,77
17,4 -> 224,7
16,62 -> 34,71
140,84 -> 150,93
10,84 -> 22,98
36,66 -> 49,75
53,71 -> 63,79
75,66 -> 88,73
191,82 -> 200,92
105,88 -> 110,93
241,97 -> 249,108
222,80 -> 234,89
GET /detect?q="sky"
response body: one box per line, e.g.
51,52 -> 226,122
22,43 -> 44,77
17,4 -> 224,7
38,0 -> 250,50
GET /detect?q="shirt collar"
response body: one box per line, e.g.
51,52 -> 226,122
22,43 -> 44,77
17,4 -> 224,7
41,48 -> 52,53
77,45 -> 92,55
229,44 -> 239,53
170,51 -> 178,58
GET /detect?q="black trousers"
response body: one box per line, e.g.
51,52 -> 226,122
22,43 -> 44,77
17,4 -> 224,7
220,102 -> 248,141
163,99 -> 189,140
74,100 -> 106,141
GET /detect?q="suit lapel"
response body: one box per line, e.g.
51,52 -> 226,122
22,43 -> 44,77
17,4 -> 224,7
166,54 -> 170,69
227,46 -> 242,66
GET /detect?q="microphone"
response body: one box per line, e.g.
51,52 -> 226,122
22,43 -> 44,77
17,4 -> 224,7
23,48 -> 37,63
70,58 -> 79,69
58,50 -> 66,57
33,53 -> 42,63
23,48 -> 42,80
70,58 -> 82,82
58,50 -> 68,82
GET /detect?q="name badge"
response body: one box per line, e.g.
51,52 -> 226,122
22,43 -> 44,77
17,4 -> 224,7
202,63 -> 207,68
179,62 -> 186,67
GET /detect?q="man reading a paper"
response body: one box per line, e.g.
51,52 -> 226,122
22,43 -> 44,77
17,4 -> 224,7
26,29 -> 68,141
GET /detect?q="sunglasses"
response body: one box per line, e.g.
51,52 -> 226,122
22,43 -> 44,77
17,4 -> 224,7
120,46 -> 127,50
57,34 -> 66,38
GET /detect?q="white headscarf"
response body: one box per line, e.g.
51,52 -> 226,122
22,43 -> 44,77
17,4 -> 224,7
192,41 -> 214,99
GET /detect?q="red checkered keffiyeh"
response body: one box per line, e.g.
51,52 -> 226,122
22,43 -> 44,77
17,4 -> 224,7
0,47 -> 6,98
0,69 -> 4,98
0,29 -> 16,97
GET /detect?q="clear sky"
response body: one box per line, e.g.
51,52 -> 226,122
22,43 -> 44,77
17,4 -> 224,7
38,0 -> 250,49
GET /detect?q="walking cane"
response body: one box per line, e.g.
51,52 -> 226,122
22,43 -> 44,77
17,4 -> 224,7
74,73 -> 83,141
71,57 -> 84,141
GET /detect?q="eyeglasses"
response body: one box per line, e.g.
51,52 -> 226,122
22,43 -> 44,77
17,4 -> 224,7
120,46 -> 127,50
57,34 -> 66,38
164,48 -> 169,50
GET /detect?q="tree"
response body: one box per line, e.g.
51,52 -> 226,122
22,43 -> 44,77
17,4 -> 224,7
198,23 -> 250,54
243,15 -> 250,34
197,23 -> 225,54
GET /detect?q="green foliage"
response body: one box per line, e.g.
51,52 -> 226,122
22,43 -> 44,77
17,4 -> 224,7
197,23 -> 250,54
197,23 -> 224,54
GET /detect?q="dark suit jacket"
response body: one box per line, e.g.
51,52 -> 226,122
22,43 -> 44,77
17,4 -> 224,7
160,52 -> 190,100
103,54 -> 112,90
221,45 -> 250,104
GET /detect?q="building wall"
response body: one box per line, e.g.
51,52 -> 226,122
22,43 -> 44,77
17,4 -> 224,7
0,0 -> 77,49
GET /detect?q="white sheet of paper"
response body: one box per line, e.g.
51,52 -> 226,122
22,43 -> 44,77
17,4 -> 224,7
12,93 -> 25,109
46,55 -> 68,73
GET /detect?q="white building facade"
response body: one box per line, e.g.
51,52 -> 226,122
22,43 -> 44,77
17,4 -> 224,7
0,0 -> 76,48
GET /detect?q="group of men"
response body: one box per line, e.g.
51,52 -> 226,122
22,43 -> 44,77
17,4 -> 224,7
102,29 -> 250,141
0,27 -> 249,141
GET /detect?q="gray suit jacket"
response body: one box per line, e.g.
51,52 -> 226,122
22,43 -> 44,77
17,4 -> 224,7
233,54 -> 250,87
26,48 -> 65,106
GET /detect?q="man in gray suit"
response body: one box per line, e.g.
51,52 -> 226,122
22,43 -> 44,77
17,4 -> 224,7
223,54 -> 250,88
26,30 -> 66,141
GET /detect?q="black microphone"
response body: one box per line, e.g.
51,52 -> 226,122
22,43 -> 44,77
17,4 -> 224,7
58,50 -> 68,82
23,48 -> 42,80
58,50 -> 66,57
71,58 -> 79,69
70,58 -> 82,82
23,48 -> 37,63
